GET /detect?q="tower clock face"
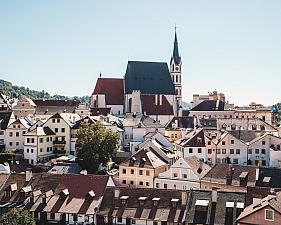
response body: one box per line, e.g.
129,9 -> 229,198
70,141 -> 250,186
175,66 -> 179,71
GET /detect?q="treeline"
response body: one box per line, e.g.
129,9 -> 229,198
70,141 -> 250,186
0,79 -> 90,104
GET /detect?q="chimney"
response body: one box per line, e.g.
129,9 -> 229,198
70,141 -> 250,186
193,116 -> 197,130
26,168 -> 32,182
175,119 -> 178,129
114,189 -> 120,199
212,187 -> 218,203
155,95 -> 158,105
255,168 -> 259,181
159,95 -> 162,106
181,191 -> 188,205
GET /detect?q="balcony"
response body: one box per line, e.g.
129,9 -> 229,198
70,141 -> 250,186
53,140 -> 66,146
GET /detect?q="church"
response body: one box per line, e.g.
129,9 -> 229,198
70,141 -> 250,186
91,30 -> 183,125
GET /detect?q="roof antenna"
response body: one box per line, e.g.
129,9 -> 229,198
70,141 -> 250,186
99,72 -> 102,78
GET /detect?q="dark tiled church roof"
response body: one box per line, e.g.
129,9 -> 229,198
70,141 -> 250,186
141,95 -> 174,115
93,78 -> 124,105
190,100 -> 225,111
124,61 -> 175,95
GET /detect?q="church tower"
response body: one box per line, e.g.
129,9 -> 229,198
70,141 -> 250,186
170,28 -> 182,116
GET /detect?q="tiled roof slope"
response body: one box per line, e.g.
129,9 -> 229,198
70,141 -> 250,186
124,61 -> 175,95
141,95 -> 174,115
92,78 -> 124,105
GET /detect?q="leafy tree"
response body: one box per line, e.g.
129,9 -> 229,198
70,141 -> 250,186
0,208 -> 35,225
76,122 -> 119,173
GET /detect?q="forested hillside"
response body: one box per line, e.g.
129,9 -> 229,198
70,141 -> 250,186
0,79 -> 90,104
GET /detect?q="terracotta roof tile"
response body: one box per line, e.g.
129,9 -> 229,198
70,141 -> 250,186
141,95 -> 174,115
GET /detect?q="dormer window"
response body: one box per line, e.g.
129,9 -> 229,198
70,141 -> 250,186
139,197 -> 147,206
86,190 -> 95,201
60,189 -> 69,199
152,197 -> 160,206
195,199 -> 209,211
120,196 -> 129,205
171,198 -> 179,207
4,191 -> 11,198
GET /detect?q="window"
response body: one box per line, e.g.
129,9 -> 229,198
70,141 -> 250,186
222,158 -> 227,163
139,181 -> 143,185
9,142 -> 12,146
31,138 -> 34,143
236,149 -> 240,154
39,138 -> 43,143
130,169 -> 134,174
33,212 -> 38,219
189,148 -> 193,153
22,131 -> 25,135
122,180 -> 126,184
146,182 -> 149,186
217,149 -> 221,154
122,169 -> 126,174
46,137 -> 49,142
9,132 -> 12,137
222,149 -> 226,154
183,174 -> 187,178
139,170 -> 143,175
52,119 -> 56,123
50,213 -> 55,220
255,160 -> 259,166
222,141 -> 225,145
117,217 -> 122,223
130,181 -> 134,185
265,209 -> 274,221
153,222 -> 158,225
262,149 -> 266,154
248,149 -> 252,154
61,128 -> 65,133
231,140 -> 234,144
198,148 -> 202,153
146,170 -> 150,176
173,173 -> 178,177
16,132 -> 19,137
255,149 -> 259,154
230,149 -> 234,154
17,125 -> 20,128
262,160 -> 266,166
73,214 -> 78,221
16,142 -> 19,146
31,149 -> 34,153
262,141 -> 266,145
164,183 -> 167,189
208,141 -> 211,145
208,149 -> 212,154
156,183 -> 159,188
233,158 -> 239,164
55,128 -> 58,132
216,158 -> 221,163
57,119 -> 60,123
132,219 -> 136,224
40,148 -> 43,152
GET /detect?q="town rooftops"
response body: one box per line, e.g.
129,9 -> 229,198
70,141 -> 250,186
120,148 -> 167,169
92,78 -> 124,105
98,187 -> 188,223
124,61 -> 175,95
175,128 -> 205,147
256,167 -> 281,188
183,156 -> 211,178
124,113 -> 164,129
166,116 -> 194,129
201,164 -> 258,187
0,112 -> 13,130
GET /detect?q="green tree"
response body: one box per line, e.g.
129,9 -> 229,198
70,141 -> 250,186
0,208 -> 35,225
76,122 -> 119,173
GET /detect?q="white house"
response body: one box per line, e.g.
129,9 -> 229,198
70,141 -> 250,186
23,127 -> 56,165
154,156 -> 211,190
5,118 -> 31,150
0,112 -> 15,150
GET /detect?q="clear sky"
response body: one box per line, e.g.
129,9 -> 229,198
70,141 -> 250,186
0,0 -> 281,106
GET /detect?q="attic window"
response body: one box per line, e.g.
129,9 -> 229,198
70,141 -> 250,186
152,197 -> 160,206
141,158 -> 146,162
263,177 -> 271,183
86,190 -> 95,201
60,189 -> 69,199
22,186 -> 32,193
197,168 -> 202,174
197,137 -> 202,142
171,198 -> 179,207
237,202 -> 244,209
10,183 -> 17,192
120,196 -> 129,205
226,202 -> 235,208
139,197 -> 147,206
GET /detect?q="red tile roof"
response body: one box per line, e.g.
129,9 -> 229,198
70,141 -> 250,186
92,78 -> 124,105
141,95 -> 174,115
33,99 -> 79,107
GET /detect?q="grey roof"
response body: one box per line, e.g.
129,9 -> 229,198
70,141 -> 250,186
124,61 -> 175,95
48,163 -> 82,174
229,130 -> 265,143
0,112 -> 12,130
124,113 -> 164,129
186,190 -> 246,225
170,30 -> 181,65
190,100 -> 225,111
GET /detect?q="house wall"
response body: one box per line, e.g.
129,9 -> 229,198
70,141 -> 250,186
182,147 -> 206,162
108,105 -> 124,116
5,121 -> 28,150
237,205 -> 281,225
234,110 -> 273,125
189,110 -> 235,120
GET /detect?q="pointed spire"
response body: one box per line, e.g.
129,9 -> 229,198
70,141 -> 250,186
171,26 -> 181,65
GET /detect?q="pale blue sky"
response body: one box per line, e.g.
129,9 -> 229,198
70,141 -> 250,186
0,1 -> 281,106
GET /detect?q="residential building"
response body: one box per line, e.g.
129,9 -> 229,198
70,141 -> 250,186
174,128 -> 206,161
23,127 -> 56,165
0,112 -> 15,150
123,113 -> 165,151
43,113 -> 80,156
0,93 -> 10,111
154,156 -> 211,190
5,118 -> 31,150
12,96 -> 36,118
97,187 -> 188,225
118,148 -> 167,188
237,194 -> 281,225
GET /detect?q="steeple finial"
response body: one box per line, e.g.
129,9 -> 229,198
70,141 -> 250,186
171,25 -> 181,65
